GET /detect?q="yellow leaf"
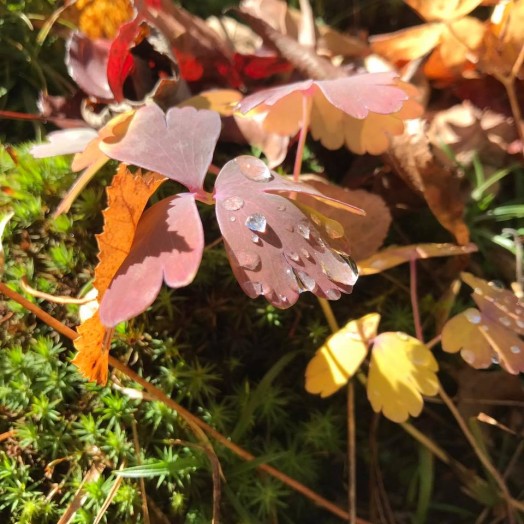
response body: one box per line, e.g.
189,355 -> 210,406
305,313 -> 380,397
73,165 -> 165,384
179,89 -> 244,116
367,332 -> 439,423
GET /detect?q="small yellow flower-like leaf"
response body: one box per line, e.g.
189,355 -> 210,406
367,333 -> 439,423
305,313 -> 380,397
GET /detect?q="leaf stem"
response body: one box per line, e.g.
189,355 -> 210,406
0,283 -> 366,524
438,382 -> 517,522
409,256 -> 424,342
293,95 -> 313,182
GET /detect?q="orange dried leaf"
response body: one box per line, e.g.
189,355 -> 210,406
358,242 -> 477,275
367,332 -> 439,423
73,165 -> 165,384
179,89 -> 244,116
305,313 -> 380,397
404,0 -> 483,22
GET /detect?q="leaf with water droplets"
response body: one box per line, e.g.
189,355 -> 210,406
100,194 -> 204,327
461,272 -> 524,336
214,156 -> 359,308
442,274 -> 524,374
367,332 -> 439,423
358,242 -> 478,275
100,105 -> 221,193
305,313 -> 380,397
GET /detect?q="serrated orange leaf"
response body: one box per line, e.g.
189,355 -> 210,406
367,332 -> 439,423
73,165 -> 165,384
305,313 -> 380,397
358,242 -> 477,275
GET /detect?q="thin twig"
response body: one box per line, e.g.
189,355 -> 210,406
409,257 -> 423,342
0,283 -> 366,524
438,383 -> 517,523
347,381 -> 356,524
20,276 -> 94,305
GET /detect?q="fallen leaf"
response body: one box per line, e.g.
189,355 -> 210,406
73,165 -> 165,383
358,242 -> 477,275
404,0 -> 483,22
367,332 -> 439,423
305,313 -> 380,397
386,118 -> 471,244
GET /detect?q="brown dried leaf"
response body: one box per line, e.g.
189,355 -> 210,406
358,242 -> 477,275
386,118 -> 470,244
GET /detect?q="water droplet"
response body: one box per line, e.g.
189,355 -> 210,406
244,281 -> 268,296
465,310 -> 481,324
325,222 -> 343,239
340,254 -> 359,278
229,216 -> 236,222
310,214 -> 321,226
237,251 -> 261,271
515,308 -> 523,315
277,205 -> 286,212
301,248 -> 311,259
499,304 -> 508,312
499,316 -> 511,327
325,289 -> 341,300
480,324 -> 489,331
396,332 -> 409,341
222,196 -> 244,211
474,287 -> 483,295
279,294 -> 289,304
297,223 -> 310,240
295,270 -> 316,292
516,319 -> 524,329
285,251 -> 300,263
251,234 -> 261,245
284,223 -> 294,232
461,349 -> 475,364
371,260 -> 384,269
236,156 -> 273,182
491,354 -> 500,365
245,213 -> 267,233
510,345 -> 521,354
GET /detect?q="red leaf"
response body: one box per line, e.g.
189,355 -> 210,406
233,52 -> 292,80
106,18 -> 138,102
214,156 -> 359,308
99,194 -> 204,327
66,32 -> 113,100
100,105 -> 221,193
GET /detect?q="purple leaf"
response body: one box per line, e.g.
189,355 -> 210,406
214,156 -> 359,308
99,105 -> 221,193
99,194 -> 204,326
66,32 -> 114,100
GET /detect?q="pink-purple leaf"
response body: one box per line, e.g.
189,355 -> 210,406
30,128 -> 98,158
66,32 -> 114,100
99,194 -> 204,327
100,105 -> 221,193
214,156 -> 358,308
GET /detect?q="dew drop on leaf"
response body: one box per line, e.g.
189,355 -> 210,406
499,317 -> 511,327
325,223 -> 343,239
465,310 -> 481,324
311,214 -> 321,226
325,289 -> 341,300
237,251 -> 261,271
251,234 -> 261,244
492,354 -> 500,365
297,223 -> 310,239
236,156 -> 273,182
285,251 -> 300,263
301,248 -> 311,259
229,216 -> 236,222
285,223 -> 294,232
510,345 -> 521,354
277,205 -> 286,212
245,213 -> 267,233
222,196 -> 245,211
517,320 -> 524,329
295,270 -> 316,292
244,281 -> 267,296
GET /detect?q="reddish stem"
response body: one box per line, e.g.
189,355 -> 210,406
409,257 -> 423,342
293,95 -> 313,182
